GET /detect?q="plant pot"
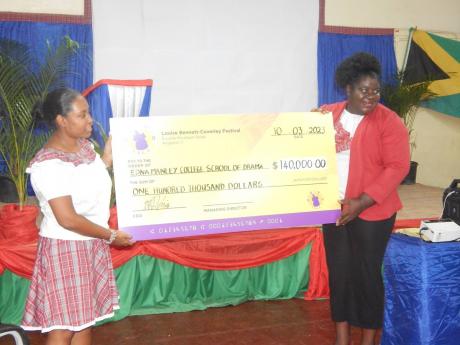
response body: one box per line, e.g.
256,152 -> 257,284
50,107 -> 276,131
0,204 -> 39,242
401,161 -> 418,185
0,176 -> 19,203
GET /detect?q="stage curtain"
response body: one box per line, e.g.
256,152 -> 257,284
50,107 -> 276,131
0,21 -> 93,92
110,228 -> 321,271
0,21 -> 93,177
82,80 -> 153,146
317,32 -> 397,106
108,246 -> 310,323
0,245 -> 311,325
2,220 -> 420,278
0,270 -> 30,325
0,228 -> 322,277
0,220 -> 422,325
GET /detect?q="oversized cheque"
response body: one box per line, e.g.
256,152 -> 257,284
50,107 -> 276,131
110,113 -> 340,240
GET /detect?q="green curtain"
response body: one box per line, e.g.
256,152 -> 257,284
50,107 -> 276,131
0,244 -> 311,325
0,269 -> 30,324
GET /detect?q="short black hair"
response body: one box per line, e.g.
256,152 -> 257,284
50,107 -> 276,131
32,88 -> 81,127
335,52 -> 381,90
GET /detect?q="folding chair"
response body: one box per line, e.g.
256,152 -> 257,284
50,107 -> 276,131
0,324 -> 30,345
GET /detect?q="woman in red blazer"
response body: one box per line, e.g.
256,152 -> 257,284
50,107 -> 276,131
319,53 -> 410,345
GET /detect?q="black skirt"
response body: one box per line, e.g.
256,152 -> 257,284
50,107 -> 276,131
322,214 -> 395,329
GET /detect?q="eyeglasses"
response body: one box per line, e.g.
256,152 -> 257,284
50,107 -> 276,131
355,87 -> 381,97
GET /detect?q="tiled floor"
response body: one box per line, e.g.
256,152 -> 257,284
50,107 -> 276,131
396,183 -> 443,220
3,184 -> 444,345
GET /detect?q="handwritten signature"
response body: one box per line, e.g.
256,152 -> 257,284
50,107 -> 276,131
144,196 -> 170,210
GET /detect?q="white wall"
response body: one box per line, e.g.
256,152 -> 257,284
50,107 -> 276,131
412,109 -> 460,188
325,0 -> 460,33
92,0 -> 319,116
0,0 -> 84,15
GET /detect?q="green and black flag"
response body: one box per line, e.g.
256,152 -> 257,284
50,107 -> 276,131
404,29 -> 460,117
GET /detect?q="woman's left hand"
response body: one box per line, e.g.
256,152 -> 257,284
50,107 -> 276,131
337,198 -> 364,225
336,193 -> 375,226
102,135 -> 113,168
112,230 -> 135,247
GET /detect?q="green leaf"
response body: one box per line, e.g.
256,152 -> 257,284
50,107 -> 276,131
381,70 -> 437,158
0,36 -> 86,208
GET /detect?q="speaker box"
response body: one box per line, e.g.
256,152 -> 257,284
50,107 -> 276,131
442,179 -> 460,225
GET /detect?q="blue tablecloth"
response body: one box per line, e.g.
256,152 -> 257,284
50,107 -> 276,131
382,234 -> 460,345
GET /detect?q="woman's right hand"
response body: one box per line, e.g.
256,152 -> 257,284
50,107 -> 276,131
112,230 -> 135,247
101,135 -> 113,169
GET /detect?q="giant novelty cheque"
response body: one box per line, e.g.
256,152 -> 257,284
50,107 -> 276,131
110,113 -> 340,240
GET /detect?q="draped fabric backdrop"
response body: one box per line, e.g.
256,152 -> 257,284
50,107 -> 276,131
317,32 -> 398,105
82,79 -> 153,146
0,219 -> 421,325
0,22 -> 93,92
0,3 -> 93,175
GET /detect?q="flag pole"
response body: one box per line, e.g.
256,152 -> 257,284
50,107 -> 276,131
401,27 -> 416,82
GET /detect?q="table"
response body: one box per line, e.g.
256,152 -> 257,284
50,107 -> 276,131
382,234 -> 460,345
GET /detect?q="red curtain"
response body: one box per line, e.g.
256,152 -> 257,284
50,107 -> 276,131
0,205 -> 38,242
0,219 -> 423,300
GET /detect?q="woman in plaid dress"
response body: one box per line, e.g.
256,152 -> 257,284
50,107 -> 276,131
22,88 -> 134,345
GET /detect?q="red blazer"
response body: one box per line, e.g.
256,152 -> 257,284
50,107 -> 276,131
322,101 -> 410,221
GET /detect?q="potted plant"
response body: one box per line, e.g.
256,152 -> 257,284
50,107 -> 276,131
0,36 -> 81,241
381,70 -> 437,184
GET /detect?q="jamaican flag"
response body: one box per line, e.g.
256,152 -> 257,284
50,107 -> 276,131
404,29 -> 460,117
